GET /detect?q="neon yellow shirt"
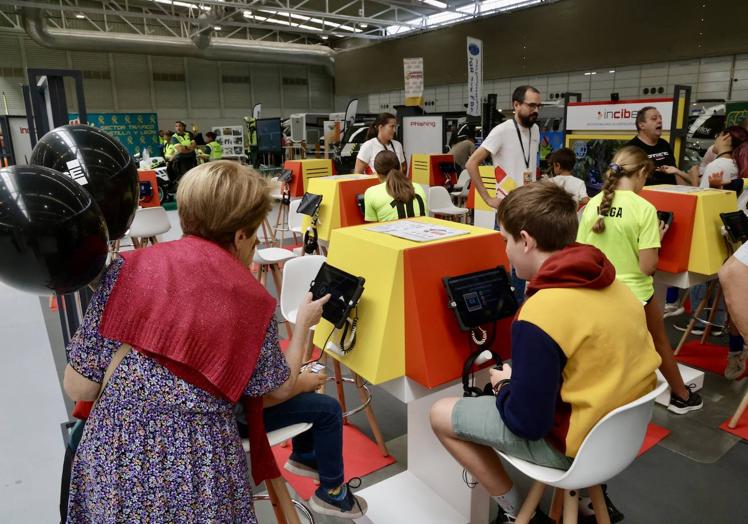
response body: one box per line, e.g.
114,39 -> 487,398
363,182 -> 428,222
577,190 -> 660,302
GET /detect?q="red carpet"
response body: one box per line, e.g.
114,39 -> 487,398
271,424 -> 396,500
720,403 -> 748,441
637,423 -> 670,456
674,340 -> 728,375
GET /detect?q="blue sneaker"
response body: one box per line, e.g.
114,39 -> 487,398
309,479 -> 368,519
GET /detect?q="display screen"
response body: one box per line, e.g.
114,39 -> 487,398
443,266 -> 518,331
310,263 -> 365,329
257,118 -> 282,153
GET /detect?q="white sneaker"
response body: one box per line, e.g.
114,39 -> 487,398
663,304 -> 685,318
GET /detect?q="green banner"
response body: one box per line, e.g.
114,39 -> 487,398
68,112 -> 159,156
725,101 -> 748,128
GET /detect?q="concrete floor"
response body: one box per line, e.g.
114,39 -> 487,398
1,206 -> 747,523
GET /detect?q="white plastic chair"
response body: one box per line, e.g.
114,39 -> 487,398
450,169 -> 471,207
499,381 -> 668,523
289,199 -> 304,242
737,188 -> 748,216
243,423 -> 315,524
254,247 -> 298,338
429,185 -> 469,222
127,206 -> 171,248
280,255 -> 326,329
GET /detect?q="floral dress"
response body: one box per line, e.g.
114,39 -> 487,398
66,258 -> 290,523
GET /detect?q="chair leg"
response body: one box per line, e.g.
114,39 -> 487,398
333,360 -> 348,422
514,481 -> 545,524
562,490 -> 578,524
354,373 -> 389,457
549,488 -> 564,522
700,284 -> 723,344
267,477 -> 302,524
270,265 -> 292,339
587,485 -> 611,524
729,386 -> 748,429
674,284 -> 713,355
265,478 -> 289,524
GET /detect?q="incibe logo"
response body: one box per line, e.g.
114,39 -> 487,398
596,108 -> 640,121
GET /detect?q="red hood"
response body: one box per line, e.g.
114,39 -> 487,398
526,243 -> 616,297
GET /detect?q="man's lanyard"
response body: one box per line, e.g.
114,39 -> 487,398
512,119 -> 531,169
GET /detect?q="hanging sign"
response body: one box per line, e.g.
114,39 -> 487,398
466,37 -> 482,117
403,58 -> 424,107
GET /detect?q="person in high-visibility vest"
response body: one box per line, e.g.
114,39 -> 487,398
204,132 -> 223,161
169,120 -> 197,187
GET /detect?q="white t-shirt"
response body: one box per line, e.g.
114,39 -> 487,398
479,119 -> 540,189
700,157 -> 738,188
550,175 -> 589,204
735,242 -> 748,267
356,138 -> 405,170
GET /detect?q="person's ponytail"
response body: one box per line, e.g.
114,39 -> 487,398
386,168 -> 416,203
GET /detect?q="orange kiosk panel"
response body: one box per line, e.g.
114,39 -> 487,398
404,234 -> 512,388
639,189 -> 697,273
284,159 -> 335,197
137,169 -> 160,208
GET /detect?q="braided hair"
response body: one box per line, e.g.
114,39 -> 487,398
592,145 -> 654,234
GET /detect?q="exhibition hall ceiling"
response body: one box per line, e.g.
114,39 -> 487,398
0,0 -> 556,46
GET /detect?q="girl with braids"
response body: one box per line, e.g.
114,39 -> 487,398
364,150 -> 428,222
577,145 -> 703,415
354,113 -> 407,175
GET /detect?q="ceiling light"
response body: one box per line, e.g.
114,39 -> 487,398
359,23 -> 368,28
321,35 -> 329,40
214,25 -> 222,30
423,0 -> 448,8
243,10 -> 252,17
609,70 -> 615,73
75,13 -> 85,19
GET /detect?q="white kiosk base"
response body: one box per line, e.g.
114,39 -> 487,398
354,377 -> 491,524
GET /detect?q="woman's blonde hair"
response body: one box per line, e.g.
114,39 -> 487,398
373,150 -> 415,202
177,161 -> 272,248
592,146 -> 654,233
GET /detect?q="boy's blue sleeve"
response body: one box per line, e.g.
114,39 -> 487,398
495,320 -> 566,440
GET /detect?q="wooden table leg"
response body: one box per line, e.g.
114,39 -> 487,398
701,284 -> 723,344
267,477 -> 301,524
549,487 -> 564,522
729,386 -> 748,429
355,373 -> 389,457
333,360 -> 348,423
674,284 -> 712,355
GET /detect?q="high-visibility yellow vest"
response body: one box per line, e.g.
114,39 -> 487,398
173,132 -> 192,146
207,140 -> 223,160
164,142 -> 176,160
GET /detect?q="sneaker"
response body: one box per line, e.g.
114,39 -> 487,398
725,348 -> 748,380
668,384 -> 704,414
494,507 -> 554,523
663,304 -> 685,318
284,454 -> 319,481
579,485 -> 625,523
673,323 -> 724,337
309,479 -> 367,519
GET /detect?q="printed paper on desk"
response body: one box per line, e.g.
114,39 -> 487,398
495,166 -> 517,197
366,220 -> 470,242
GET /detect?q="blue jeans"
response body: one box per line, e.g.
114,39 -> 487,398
690,283 -> 725,326
263,392 -> 344,489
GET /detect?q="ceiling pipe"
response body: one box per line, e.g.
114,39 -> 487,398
22,8 -> 335,75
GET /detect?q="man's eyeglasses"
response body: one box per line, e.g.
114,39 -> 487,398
521,102 -> 542,111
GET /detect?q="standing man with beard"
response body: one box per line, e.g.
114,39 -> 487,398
466,85 -> 541,303
626,107 -> 696,186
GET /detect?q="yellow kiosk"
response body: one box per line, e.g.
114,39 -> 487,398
312,216 -> 510,523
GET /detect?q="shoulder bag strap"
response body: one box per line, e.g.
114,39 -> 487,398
95,343 -> 132,404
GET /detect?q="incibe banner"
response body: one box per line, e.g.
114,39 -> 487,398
404,57 -> 424,107
466,37 -> 482,117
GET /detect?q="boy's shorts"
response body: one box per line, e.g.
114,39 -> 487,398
451,396 -> 573,470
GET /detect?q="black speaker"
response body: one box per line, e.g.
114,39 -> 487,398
610,92 -> 620,101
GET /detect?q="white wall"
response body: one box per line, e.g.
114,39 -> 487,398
359,54 -> 748,114
0,31 -> 334,131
